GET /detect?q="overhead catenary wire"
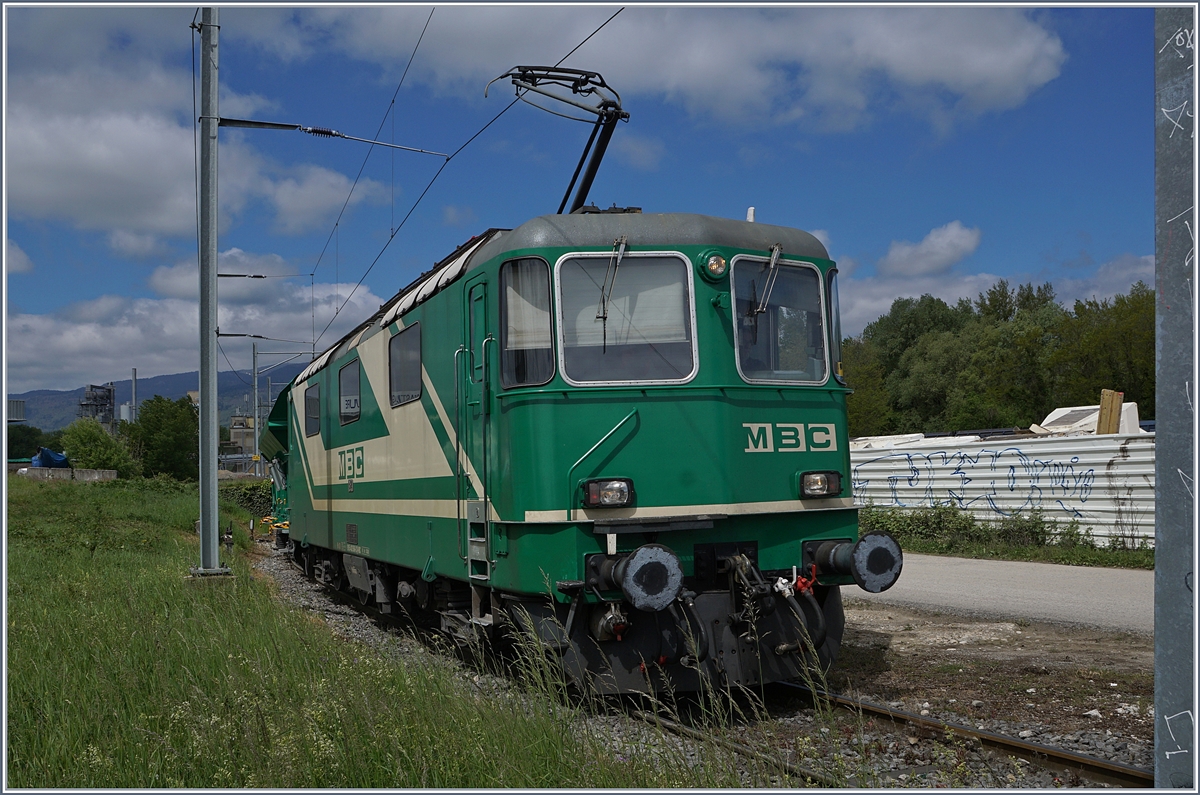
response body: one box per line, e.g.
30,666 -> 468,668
313,7 -> 625,347
216,339 -> 252,386
218,333 -> 314,345
307,7 -> 436,285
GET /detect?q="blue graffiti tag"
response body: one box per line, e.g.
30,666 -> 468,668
853,446 -> 1096,519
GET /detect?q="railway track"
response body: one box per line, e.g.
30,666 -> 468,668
773,682 -> 1154,788
280,550 -> 1154,788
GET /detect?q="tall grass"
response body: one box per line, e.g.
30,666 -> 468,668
5,475 -> 778,787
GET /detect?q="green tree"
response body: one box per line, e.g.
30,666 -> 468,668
887,328 -> 974,431
60,418 -> 141,478
852,278 -> 1076,435
7,424 -> 44,459
41,429 -> 65,454
1050,281 -> 1155,417
975,279 -> 1016,322
137,396 -> 199,480
842,336 -> 896,437
862,294 -> 973,374
1015,281 -> 1057,313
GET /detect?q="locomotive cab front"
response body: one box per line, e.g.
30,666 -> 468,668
479,213 -> 903,692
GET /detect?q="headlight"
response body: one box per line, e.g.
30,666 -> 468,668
799,471 -> 842,498
583,478 -> 635,508
705,254 -> 728,278
698,251 -> 728,281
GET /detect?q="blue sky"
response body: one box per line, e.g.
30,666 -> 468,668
4,5 -> 1157,393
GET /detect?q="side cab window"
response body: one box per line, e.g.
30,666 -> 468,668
500,258 -> 554,387
304,383 -> 320,437
389,324 -> 422,406
339,360 -> 361,425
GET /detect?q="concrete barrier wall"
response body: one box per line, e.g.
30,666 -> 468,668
850,433 -> 1155,545
17,467 -> 118,482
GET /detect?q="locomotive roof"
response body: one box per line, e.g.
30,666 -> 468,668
470,212 -> 830,267
294,212 -> 829,385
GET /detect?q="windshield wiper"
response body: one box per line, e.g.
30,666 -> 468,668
751,244 -> 784,316
743,243 -> 782,345
595,236 -> 627,353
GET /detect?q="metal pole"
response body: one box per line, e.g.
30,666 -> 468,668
131,368 -> 137,423
1153,7 -> 1195,787
195,7 -> 228,576
253,342 -> 259,477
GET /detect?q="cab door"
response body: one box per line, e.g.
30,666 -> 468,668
460,274 -> 493,593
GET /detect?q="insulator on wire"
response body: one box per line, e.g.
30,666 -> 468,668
305,126 -> 339,138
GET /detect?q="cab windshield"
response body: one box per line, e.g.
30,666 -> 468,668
733,257 -> 827,383
557,253 -> 696,385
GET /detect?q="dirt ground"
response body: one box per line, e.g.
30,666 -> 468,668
827,597 -> 1155,749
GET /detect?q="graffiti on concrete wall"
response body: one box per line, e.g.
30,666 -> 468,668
853,446 -> 1095,516
851,436 -> 1155,539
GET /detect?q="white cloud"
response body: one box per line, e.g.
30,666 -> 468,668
3,6 -> 1065,252
612,134 -> 666,171
1054,254 -> 1154,306
269,165 -> 386,234
149,248 -> 296,304
838,252 -> 1155,337
5,7 -> 194,71
7,240 -> 34,273
877,221 -> 982,276
839,270 -> 1000,337
7,110 -> 200,235
108,230 -> 165,258
5,277 -> 388,392
5,102 -> 377,240
275,7 -> 1065,132
441,205 -> 478,227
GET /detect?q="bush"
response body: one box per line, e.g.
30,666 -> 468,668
859,503 -> 986,553
1052,520 -> 1096,549
861,503 -> 1086,552
60,419 -> 141,479
994,510 -> 1054,546
218,479 -> 273,517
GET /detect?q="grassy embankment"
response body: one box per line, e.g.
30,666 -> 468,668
7,475 -> 811,788
860,504 -> 1155,570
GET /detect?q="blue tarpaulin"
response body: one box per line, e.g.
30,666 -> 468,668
32,447 -> 69,469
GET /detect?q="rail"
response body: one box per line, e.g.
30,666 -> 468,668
778,682 -> 1154,788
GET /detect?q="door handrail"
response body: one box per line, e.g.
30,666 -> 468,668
482,335 -> 497,565
453,345 -> 467,561
565,407 -> 639,521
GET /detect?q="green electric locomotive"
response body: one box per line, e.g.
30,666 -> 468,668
259,67 -> 902,695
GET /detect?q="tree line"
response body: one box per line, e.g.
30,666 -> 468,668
8,396 -> 199,480
842,279 -> 1154,437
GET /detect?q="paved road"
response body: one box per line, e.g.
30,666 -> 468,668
844,553 -> 1154,635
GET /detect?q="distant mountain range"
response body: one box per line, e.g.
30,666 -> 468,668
9,363 -> 309,431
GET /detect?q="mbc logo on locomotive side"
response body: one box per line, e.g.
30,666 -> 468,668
338,445 -> 365,480
742,423 -> 837,453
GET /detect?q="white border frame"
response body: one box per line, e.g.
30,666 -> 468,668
728,254 -> 831,386
553,250 -> 700,387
